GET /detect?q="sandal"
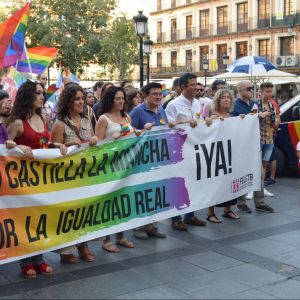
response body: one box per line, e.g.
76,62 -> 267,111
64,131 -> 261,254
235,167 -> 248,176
35,262 -> 53,276
78,245 -> 95,262
116,238 -> 134,248
206,214 -> 222,223
60,254 -> 79,264
223,210 -> 240,220
102,241 -> 120,253
21,264 -> 36,279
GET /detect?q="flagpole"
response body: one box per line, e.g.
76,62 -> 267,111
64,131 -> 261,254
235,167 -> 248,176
23,43 -> 33,78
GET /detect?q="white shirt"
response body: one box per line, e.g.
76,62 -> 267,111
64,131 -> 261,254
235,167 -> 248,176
165,94 -> 201,123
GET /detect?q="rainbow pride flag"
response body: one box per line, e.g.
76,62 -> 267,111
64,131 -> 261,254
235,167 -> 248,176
161,83 -> 168,97
46,84 -> 59,102
16,46 -> 58,74
0,3 -> 30,68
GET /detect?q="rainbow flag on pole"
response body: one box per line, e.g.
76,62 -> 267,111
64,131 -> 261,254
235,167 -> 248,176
16,46 -> 58,74
161,83 -> 168,97
0,2 -> 30,68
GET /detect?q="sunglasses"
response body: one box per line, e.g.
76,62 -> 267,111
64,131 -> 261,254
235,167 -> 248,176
246,87 -> 254,92
196,89 -> 204,92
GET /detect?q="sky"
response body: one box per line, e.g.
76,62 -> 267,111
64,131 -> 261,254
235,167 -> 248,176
117,0 -> 153,17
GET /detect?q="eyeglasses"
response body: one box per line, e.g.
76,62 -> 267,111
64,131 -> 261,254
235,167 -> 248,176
196,89 -> 204,92
150,93 -> 162,97
246,87 -> 254,92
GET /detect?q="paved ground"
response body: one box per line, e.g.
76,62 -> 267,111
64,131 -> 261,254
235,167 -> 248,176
0,177 -> 299,299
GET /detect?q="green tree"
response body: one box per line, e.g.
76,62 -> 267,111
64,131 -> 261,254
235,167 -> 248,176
27,0 -> 116,73
100,15 -> 139,81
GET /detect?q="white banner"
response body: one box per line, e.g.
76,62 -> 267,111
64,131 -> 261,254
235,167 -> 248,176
0,115 -> 261,264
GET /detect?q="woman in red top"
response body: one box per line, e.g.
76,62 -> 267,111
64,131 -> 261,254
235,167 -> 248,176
8,80 -> 66,279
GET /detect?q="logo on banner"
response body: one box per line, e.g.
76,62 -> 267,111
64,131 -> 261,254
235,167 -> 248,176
231,174 -> 254,193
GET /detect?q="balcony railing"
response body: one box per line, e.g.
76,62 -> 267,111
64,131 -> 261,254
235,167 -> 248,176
150,55 -> 300,78
153,13 -> 300,44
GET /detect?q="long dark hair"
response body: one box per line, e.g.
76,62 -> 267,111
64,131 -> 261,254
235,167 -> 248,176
126,88 -> 143,113
100,86 -> 126,117
57,83 -> 86,120
10,80 -> 44,121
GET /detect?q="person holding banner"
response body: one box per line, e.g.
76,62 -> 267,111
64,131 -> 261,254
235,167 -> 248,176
205,89 -> 241,223
165,72 -> 206,231
7,80 -> 67,278
129,82 -> 167,240
51,82 -> 98,263
95,86 -> 135,252
0,90 -> 12,127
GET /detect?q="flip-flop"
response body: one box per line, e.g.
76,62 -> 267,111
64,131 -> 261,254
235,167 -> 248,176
102,241 -> 120,253
116,238 -> 134,248
223,210 -> 240,220
206,214 -> 222,223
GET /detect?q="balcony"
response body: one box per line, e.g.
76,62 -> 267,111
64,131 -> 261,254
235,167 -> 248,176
151,64 -> 195,75
153,13 -> 299,44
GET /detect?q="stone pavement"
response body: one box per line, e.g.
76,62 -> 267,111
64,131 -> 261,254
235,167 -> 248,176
0,177 -> 299,299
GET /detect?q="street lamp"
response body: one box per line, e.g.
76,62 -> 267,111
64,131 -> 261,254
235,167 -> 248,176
202,58 -> 209,86
133,11 -> 148,88
222,54 -> 229,69
144,37 -> 153,84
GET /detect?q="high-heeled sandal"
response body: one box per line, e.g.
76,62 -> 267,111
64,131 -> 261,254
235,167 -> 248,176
35,262 -> 53,276
21,264 -> 36,279
78,246 -> 95,262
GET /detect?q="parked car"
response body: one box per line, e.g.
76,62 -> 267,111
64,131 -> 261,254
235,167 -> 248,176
275,95 -> 300,175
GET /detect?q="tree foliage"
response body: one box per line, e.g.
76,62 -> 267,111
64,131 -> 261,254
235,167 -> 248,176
99,15 -> 139,81
27,0 -> 117,73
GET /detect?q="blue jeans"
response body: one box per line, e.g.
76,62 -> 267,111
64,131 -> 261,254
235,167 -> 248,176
172,212 -> 194,222
20,255 -> 44,268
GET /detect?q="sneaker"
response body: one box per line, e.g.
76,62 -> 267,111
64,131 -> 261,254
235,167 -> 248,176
246,192 -> 254,200
264,188 -> 274,197
264,178 -> 276,186
183,216 -> 206,226
133,229 -> 149,240
146,227 -> 166,238
256,204 -> 274,213
237,203 -> 252,213
172,221 -> 188,231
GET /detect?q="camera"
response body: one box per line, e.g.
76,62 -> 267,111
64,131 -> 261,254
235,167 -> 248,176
270,111 -> 276,123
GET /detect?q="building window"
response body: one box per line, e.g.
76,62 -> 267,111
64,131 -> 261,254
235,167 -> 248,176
157,21 -> 162,43
217,44 -> 227,69
157,0 -> 161,11
171,0 -> 176,8
157,53 -> 162,68
258,39 -> 270,59
237,2 -> 248,31
186,50 -> 193,69
171,18 -> 177,41
186,0 -> 191,4
257,0 -> 270,28
186,15 -> 193,39
199,46 -> 209,69
236,42 -> 248,58
280,36 -> 294,55
171,51 -> 177,67
217,6 -> 228,35
199,9 -> 209,36
284,0 -> 294,16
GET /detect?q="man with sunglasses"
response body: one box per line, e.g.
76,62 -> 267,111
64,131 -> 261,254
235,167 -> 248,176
232,81 -> 274,214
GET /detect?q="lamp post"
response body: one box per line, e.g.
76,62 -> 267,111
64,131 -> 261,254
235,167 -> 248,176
144,37 -> 153,84
133,11 -> 148,88
202,58 -> 209,86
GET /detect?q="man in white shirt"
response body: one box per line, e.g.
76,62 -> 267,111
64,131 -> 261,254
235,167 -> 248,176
166,72 -> 206,231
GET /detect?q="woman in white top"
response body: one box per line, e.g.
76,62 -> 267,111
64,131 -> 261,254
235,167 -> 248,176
95,86 -> 134,253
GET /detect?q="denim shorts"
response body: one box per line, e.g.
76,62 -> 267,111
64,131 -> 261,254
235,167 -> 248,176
261,144 -> 274,162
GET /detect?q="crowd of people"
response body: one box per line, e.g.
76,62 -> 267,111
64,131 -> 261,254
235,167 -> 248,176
0,71 -> 286,279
